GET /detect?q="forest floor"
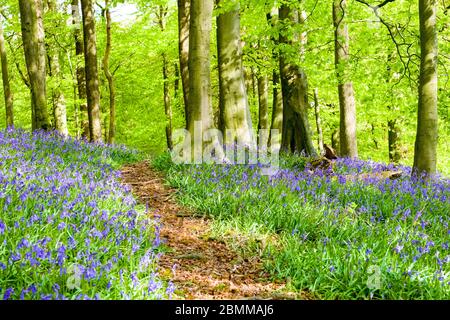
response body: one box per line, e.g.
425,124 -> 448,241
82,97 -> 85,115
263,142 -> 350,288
121,161 -> 308,300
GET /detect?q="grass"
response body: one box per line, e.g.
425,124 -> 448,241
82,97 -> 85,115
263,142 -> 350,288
154,152 -> 450,299
0,128 -> 172,300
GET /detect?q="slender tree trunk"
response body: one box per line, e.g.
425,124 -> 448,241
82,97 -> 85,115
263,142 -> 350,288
188,0 -> 214,159
217,0 -> 254,147
72,0 -> 89,139
370,123 -> 379,149
270,71 -> 283,133
333,0 -> 357,158
81,0 -> 102,142
174,62 -> 180,99
46,0 -> 68,137
19,0 -> 50,130
267,11 -> 283,144
158,6 -> 173,150
332,128 -> 340,154
257,74 -> 269,147
0,18 -> 13,127
313,88 -> 324,154
279,4 -> 316,156
413,0 -> 438,175
163,53 -> 173,150
102,0 -> 116,144
388,119 -> 401,163
177,0 -> 190,127
73,83 -> 79,137
386,53 -> 401,163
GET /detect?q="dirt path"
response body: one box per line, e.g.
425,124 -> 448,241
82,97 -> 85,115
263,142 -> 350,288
121,161 -> 306,300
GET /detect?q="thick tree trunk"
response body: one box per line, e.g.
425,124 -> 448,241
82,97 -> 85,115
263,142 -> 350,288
81,0 -> 102,142
46,0 -> 68,137
19,0 -> 51,130
217,0 -> 254,147
0,18 -> 13,127
188,0 -> 214,159
313,88 -> 324,154
177,0 -> 190,127
71,0 -> 89,139
333,0 -> 357,158
257,74 -> 269,147
279,5 -> 316,156
102,0 -> 116,144
413,0 -> 438,175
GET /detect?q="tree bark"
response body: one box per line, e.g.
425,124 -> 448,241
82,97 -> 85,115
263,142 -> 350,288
279,4 -> 316,156
386,53 -> 401,164
19,0 -> 51,130
257,74 -> 269,147
46,0 -> 68,137
102,0 -> 116,144
71,0 -> 89,139
0,17 -> 13,127
188,0 -> 214,159
313,88 -> 324,154
413,0 -> 438,175
267,11 -> 283,144
81,0 -> 102,142
163,53 -> 173,150
158,5 -> 173,150
177,0 -> 190,127
217,0 -> 254,147
388,119 -> 401,163
333,0 -> 358,158
332,128 -> 340,154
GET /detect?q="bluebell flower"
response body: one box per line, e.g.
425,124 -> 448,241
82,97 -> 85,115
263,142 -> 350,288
3,288 -> 13,300
0,220 -> 5,234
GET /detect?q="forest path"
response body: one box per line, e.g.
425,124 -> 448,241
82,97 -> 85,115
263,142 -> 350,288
121,161 -> 306,300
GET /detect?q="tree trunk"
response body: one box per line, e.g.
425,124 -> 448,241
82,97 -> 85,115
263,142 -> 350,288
413,0 -> 438,175
388,119 -> 401,163
267,11 -> 283,144
313,88 -> 324,154
270,71 -> 283,136
333,0 -> 357,158
71,0 -> 89,139
174,62 -> 180,99
102,0 -> 116,144
163,53 -> 173,150
332,128 -> 340,154
46,0 -> 68,137
257,74 -> 269,147
279,4 -> 316,156
178,0 -> 190,127
217,0 -> 254,147
158,6 -> 173,150
0,17 -> 13,127
19,0 -> 50,130
188,0 -> 214,159
80,0 -> 102,142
